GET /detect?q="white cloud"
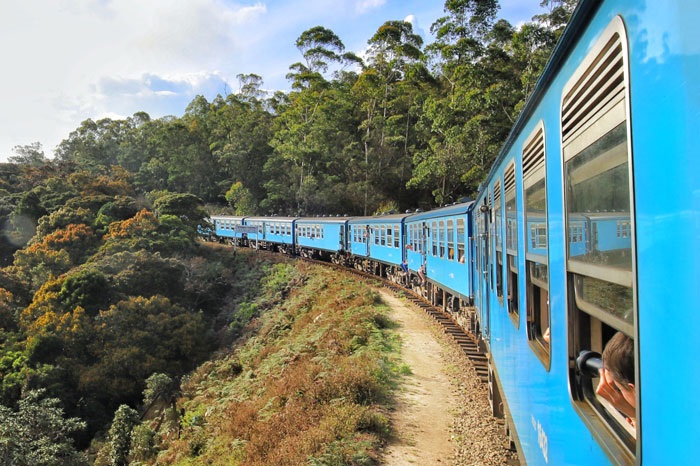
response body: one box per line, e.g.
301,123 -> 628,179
0,0 -> 267,158
355,0 -> 386,14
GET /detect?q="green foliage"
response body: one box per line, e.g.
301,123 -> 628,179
143,373 -> 175,406
0,389 -> 88,466
104,404 -> 140,466
224,181 -> 255,215
129,424 -> 158,464
154,258 -> 401,465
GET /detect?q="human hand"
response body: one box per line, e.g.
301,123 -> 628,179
595,368 -> 635,419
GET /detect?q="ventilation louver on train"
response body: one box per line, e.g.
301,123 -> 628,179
562,32 -> 624,146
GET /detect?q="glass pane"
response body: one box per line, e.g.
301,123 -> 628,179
525,178 -> 548,257
506,197 -> 517,252
457,219 -> 465,263
575,274 -> 634,326
565,123 -> 632,271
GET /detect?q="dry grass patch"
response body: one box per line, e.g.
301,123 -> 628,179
154,258 -> 401,465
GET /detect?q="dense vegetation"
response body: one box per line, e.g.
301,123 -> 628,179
0,1 -> 576,464
154,259 -> 403,465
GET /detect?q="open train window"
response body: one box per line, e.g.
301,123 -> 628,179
563,17 -> 637,464
523,122 -> 550,367
493,181 -> 503,298
447,220 -> 454,261
457,219 -> 465,263
504,163 -> 519,324
431,221 -> 438,257
439,220 -> 445,258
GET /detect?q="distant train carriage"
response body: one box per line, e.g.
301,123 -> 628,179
240,216 -> 296,253
347,213 -> 409,281
295,216 -> 350,260
469,0 -> 700,464
404,202 -> 473,308
209,215 -> 247,244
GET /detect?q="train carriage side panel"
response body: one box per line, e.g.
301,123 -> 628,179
295,217 -> 351,254
404,203 -> 473,301
210,215 -> 247,240
347,214 -> 409,266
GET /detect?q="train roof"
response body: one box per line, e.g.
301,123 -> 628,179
209,215 -> 246,221
245,216 -> 299,222
347,213 -> 412,225
405,201 -> 474,221
295,216 -> 352,224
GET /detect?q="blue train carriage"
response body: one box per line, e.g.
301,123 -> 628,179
208,215 -> 248,244
470,0 -> 700,464
404,202 -> 473,318
243,216 -> 297,253
294,216 -> 350,261
346,213 -> 409,281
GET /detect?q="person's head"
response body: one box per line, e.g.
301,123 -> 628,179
603,331 -> 636,406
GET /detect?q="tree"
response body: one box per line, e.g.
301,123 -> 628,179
8,142 -> 47,166
353,20 -> 429,213
0,389 -> 88,466
102,404 -> 139,466
265,26 -> 364,215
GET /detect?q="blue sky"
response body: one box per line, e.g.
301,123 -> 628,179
0,0 -> 545,161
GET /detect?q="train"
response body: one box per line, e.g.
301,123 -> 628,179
204,0 -> 700,464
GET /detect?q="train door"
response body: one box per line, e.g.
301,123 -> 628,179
478,198 -> 491,339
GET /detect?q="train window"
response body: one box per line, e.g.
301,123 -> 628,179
386,225 -> 392,247
457,219 -> 465,263
523,123 -> 550,366
446,220 -> 454,261
432,221 -> 438,257
394,225 -> 400,248
563,17 -> 637,462
493,181 -> 503,299
439,221 -> 445,258
504,163 -> 518,323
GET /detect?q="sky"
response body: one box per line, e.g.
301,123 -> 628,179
0,0 -> 545,162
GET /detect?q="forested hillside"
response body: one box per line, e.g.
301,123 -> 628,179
0,1 -> 575,464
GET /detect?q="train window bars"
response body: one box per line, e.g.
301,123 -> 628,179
563,16 -> 637,462
439,220 -> 446,258
493,181 -> 503,300
523,122 -> 550,368
504,163 -> 519,325
457,218 -> 465,264
432,221 -> 438,257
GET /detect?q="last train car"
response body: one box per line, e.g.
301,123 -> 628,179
209,215 -> 247,243
243,216 -> 297,253
470,0 -> 700,464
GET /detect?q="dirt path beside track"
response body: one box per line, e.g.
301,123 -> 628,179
381,290 -> 456,464
378,289 -> 519,466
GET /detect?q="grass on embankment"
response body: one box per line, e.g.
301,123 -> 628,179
157,255 -> 403,466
